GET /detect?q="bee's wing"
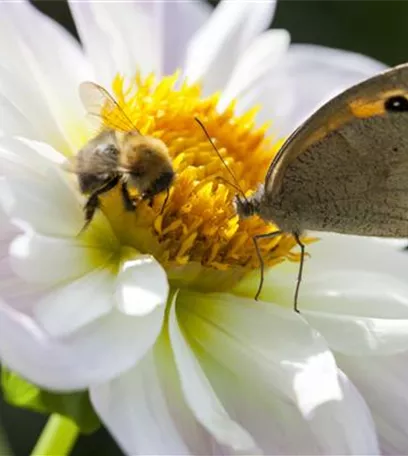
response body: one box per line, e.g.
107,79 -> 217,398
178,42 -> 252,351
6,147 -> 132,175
79,81 -> 140,133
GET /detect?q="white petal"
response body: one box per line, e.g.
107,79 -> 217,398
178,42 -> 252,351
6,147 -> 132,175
10,232 -> 98,286
302,269 -> 408,317
0,178 -> 15,228
69,1 -> 160,86
0,300 -> 165,391
301,301 -> 408,357
0,2 -> 92,150
155,336 -> 230,455
0,91 -> 39,142
240,233 -> 408,316
302,234 -> 408,317
306,233 -> 408,286
168,292 -> 258,453
184,0 -> 277,95
218,29 -> 290,111
199,345 -> 378,454
198,352 -> 320,454
337,352 -> 408,454
244,44 -> 387,135
162,0 -> 212,75
115,256 -> 168,316
307,370 -> 379,454
92,338 -> 231,455
0,65 -> 68,151
177,291 -> 379,454
368,237 -> 408,250
91,349 -> 192,455
0,137 -> 65,180
0,139 -> 117,244
6,174 -> 84,238
33,268 -> 115,338
0,199 -> 15,239
0,137 -> 85,236
177,291 -> 341,413
237,234 -> 408,356
299,267 -> 408,356
0,203 -> 47,314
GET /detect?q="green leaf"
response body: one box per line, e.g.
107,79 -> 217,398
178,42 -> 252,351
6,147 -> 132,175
1,366 -> 101,434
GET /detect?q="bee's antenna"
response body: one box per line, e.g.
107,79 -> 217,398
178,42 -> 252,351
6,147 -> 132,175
194,117 -> 249,203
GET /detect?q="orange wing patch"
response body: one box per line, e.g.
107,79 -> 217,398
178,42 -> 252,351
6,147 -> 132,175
266,86 -> 408,197
349,89 -> 407,118
302,89 -> 408,150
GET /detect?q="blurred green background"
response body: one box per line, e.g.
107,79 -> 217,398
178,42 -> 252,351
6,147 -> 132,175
1,0 -> 408,455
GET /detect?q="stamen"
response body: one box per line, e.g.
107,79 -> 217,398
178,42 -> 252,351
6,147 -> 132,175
88,72 -> 310,291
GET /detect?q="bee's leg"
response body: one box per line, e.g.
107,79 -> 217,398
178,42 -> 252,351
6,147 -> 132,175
80,177 -> 120,233
82,193 -> 100,230
143,171 -> 174,210
140,192 -> 155,208
120,182 -> 136,211
160,188 -> 170,214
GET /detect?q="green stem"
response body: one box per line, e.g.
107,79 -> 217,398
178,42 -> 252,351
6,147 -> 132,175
0,422 -> 13,455
31,414 -> 79,456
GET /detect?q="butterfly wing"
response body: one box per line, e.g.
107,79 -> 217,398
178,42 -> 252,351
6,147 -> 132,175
264,63 -> 408,236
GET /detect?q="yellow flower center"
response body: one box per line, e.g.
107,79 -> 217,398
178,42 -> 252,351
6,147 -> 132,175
86,73 -> 304,292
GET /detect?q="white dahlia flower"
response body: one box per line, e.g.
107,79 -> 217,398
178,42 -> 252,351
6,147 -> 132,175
1,1 -> 408,455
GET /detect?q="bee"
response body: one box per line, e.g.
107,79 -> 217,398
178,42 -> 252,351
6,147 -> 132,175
65,82 -> 175,229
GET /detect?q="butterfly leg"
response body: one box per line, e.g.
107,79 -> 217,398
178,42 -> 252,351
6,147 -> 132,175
80,177 -> 120,233
252,230 -> 283,301
293,232 -> 305,314
120,181 -> 137,211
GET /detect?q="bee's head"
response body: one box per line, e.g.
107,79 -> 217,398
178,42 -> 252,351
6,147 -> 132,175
125,168 -> 175,197
119,134 -> 175,198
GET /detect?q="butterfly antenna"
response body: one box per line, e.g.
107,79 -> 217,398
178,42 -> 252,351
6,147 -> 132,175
214,176 -> 245,194
194,117 -> 248,202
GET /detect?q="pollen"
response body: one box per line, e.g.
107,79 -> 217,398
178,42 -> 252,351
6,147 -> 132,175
98,73 -> 304,291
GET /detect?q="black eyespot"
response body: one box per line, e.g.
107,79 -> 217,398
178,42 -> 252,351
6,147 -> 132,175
384,95 -> 408,112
